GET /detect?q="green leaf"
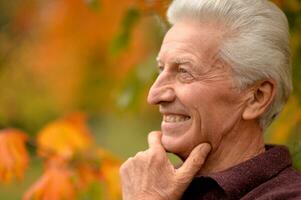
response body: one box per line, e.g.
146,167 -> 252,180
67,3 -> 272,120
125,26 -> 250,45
109,8 -> 140,56
84,0 -> 101,11
79,181 -> 105,200
116,54 -> 158,111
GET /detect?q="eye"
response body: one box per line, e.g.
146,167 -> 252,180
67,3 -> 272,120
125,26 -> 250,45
177,66 -> 194,82
157,65 -> 164,74
178,67 -> 188,74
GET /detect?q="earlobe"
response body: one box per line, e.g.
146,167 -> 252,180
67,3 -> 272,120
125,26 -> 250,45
242,92 -> 256,120
242,80 -> 276,121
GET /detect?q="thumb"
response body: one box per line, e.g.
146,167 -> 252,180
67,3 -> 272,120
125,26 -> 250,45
147,131 -> 164,150
176,143 -> 211,181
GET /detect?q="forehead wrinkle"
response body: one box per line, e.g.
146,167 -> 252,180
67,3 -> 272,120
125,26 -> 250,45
162,38 -> 203,54
157,42 -> 203,64
157,21 -> 227,74
160,36 -> 221,63
160,46 -> 223,73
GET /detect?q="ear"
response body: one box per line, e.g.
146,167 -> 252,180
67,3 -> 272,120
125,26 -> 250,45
242,80 -> 276,121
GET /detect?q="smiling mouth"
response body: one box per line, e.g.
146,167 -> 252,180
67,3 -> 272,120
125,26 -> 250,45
163,114 -> 191,123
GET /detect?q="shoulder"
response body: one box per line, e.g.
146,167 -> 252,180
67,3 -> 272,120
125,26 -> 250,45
270,167 -> 301,184
244,167 -> 301,200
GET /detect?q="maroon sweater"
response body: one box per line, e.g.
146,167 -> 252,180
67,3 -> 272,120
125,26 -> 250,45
181,145 -> 301,200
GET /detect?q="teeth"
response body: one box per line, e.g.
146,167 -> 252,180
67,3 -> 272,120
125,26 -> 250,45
163,115 -> 190,123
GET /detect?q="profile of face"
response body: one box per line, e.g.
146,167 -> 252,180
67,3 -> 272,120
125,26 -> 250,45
147,20 -> 248,159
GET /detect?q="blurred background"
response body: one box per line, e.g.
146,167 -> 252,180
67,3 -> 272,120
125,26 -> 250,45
0,0 -> 300,199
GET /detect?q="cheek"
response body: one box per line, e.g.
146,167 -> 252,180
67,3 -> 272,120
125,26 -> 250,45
180,84 -> 244,148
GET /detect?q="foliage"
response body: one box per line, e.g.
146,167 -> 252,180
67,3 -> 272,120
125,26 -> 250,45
0,0 -> 300,198
0,129 -> 29,183
0,113 -> 122,200
265,0 -> 301,169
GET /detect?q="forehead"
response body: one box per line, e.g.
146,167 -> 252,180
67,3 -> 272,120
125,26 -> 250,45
158,21 -> 225,63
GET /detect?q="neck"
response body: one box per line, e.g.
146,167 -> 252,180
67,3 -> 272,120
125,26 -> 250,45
198,122 -> 265,175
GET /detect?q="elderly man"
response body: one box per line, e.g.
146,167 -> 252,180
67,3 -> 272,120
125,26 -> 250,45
120,0 -> 301,199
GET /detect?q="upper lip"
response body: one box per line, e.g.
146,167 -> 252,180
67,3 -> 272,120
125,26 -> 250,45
159,108 -> 190,117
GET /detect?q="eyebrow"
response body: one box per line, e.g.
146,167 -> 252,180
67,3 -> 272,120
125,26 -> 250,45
156,56 -> 161,63
156,56 -> 195,65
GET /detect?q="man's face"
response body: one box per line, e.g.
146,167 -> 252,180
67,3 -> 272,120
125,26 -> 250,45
147,21 -> 247,159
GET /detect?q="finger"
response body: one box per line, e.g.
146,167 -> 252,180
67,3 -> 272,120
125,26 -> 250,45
147,131 -> 164,150
176,143 -> 211,180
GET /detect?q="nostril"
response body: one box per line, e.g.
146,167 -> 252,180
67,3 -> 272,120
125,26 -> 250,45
158,101 -> 172,106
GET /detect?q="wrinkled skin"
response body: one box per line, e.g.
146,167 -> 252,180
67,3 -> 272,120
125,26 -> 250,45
148,21 -> 246,159
120,20 -> 271,200
120,131 -> 211,200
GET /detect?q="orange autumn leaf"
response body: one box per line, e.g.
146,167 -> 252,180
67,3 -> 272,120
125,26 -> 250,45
70,146 -> 122,195
74,147 -> 122,199
37,113 -> 92,159
0,129 -> 29,184
101,162 -> 122,200
75,163 -> 103,188
23,157 -> 75,200
136,0 -> 171,17
97,148 -> 122,200
273,0 -> 285,8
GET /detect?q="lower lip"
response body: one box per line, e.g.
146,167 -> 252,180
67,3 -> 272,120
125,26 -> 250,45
161,119 -> 191,135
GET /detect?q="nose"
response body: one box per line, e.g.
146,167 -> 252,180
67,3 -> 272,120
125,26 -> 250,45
147,72 -> 176,105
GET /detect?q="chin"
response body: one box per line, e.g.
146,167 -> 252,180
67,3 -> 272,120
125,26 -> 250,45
161,134 -> 191,159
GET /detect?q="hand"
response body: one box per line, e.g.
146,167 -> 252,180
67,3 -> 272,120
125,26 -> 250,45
119,131 -> 212,200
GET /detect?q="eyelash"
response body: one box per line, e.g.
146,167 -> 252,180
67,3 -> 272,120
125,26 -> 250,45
157,65 -> 164,73
178,66 -> 195,83
177,66 -> 188,73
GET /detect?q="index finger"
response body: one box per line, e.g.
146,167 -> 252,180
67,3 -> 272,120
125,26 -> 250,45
147,131 -> 164,150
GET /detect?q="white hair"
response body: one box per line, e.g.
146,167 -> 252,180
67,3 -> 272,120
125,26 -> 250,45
167,0 -> 292,129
